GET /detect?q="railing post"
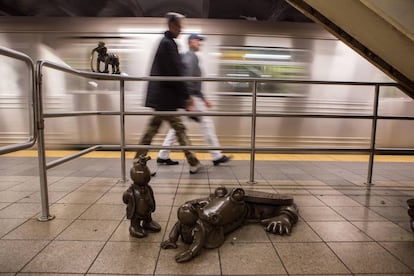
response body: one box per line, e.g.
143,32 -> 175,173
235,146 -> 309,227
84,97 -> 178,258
36,61 -> 55,221
367,84 -> 380,185
247,80 -> 258,184
120,79 -> 126,182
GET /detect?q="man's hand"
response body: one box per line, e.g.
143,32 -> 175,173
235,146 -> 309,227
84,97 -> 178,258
186,97 -> 194,111
204,99 -> 212,108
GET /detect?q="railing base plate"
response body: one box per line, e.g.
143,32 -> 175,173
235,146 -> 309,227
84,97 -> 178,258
37,214 -> 55,222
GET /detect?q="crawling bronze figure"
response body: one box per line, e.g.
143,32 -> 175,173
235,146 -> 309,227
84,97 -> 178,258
161,187 -> 298,262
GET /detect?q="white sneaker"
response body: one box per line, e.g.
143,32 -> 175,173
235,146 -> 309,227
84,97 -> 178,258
189,163 -> 202,174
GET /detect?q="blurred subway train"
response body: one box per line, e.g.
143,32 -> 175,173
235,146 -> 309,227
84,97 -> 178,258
0,17 -> 413,150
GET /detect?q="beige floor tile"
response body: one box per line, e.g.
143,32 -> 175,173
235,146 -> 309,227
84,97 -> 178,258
8,182 -> 41,192
154,193 -> 175,206
88,274 -> 152,276
352,221 -> 414,241
0,191 -> 33,203
176,185 -> 210,194
76,185 -> 112,192
316,195 -> 362,206
22,241 -> 104,273
1,155 -> 414,275
308,221 -> 372,241
370,206 -> 411,221
329,242 -> 412,274
156,246 -> 220,275
0,203 -> 41,219
266,180 -> 297,185
274,188 -> 310,195
299,206 -> 346,221
297,180 -> 329,186
95,192 -> 123,204
380,242 -> 414,271
209,179 -> 239,185
292,195 -> 325,206
89,241 -> 159,274
350,195 -> 403,207
79,204 -> 125,220
57,191 -> 105,204
43,203 -> 90,220
83,177 -> 118,186
0,240 -> 48,272
3,218 -> 72,240
331,206 -> 387,221
57,219 -> 120,241
178,179 -> 209,185
18,191 -> 68,204
149,178 -> 180,185
275,242 -> 350,274
18,273 -> 83,276
150,184 -> 179,194
269,221 -> 322,242
0,181 -> 22,191
110,220 -> 166,242
308,188 -> 344,195
0,218 -> 26,237
220,242 -> 286,275
224,223 -> 270,243
48,182 -> 84,192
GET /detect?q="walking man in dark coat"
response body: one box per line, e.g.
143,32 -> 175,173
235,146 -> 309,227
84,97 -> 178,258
134,12 -> 202,174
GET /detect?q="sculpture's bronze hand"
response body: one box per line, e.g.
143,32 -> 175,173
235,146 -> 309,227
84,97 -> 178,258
160,239 -> 177,249
175,249 -> 193,263
261,214 -> 292,235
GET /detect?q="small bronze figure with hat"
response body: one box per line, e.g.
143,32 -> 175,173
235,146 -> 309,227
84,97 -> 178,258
122,154 -> 161,238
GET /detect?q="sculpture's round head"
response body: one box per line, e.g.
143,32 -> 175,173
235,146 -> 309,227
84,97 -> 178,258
200,188 -> 246,226
130,155 -> 151,184
177,203 -> 198,226
213,187 -> 228,198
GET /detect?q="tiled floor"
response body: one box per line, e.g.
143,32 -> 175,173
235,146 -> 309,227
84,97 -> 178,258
0,153 -> 414,275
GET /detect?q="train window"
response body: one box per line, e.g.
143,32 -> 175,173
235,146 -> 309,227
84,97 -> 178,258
217,46 -> 309,96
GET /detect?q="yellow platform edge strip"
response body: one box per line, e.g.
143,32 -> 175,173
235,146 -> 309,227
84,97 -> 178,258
2,150 -> 414,162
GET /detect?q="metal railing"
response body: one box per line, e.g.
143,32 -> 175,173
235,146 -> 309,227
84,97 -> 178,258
0,46 -> 36,155
33,59 -> 414,220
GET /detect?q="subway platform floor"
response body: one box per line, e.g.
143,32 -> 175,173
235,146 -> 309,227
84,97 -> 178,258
0,151 -> 414,275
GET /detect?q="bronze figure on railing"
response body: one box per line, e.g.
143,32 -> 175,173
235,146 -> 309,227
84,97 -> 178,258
90,41 -> 120,74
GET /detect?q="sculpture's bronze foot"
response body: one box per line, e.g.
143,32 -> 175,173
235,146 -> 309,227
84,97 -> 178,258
129,225 -> 147,238
143,220 -> 161,232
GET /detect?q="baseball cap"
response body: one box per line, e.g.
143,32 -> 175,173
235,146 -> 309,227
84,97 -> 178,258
188,33 -> 205,41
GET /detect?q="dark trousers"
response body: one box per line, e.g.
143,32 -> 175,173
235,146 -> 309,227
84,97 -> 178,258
135,115 -> 199,166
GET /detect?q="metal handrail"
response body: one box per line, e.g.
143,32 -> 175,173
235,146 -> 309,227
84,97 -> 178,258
35,59 -> 414,221
0,46 -> 36,154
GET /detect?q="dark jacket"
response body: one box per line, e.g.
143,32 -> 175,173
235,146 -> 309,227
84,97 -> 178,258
145,31 -> 190,111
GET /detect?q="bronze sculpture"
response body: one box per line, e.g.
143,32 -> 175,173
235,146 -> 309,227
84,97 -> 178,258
161,187 -> 298,262
90,41 -> 120,74
122,155 -> 161,238
408,199 -> 414,232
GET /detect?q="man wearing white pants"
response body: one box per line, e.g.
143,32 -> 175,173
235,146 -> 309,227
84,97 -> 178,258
157,33 -> 231,166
